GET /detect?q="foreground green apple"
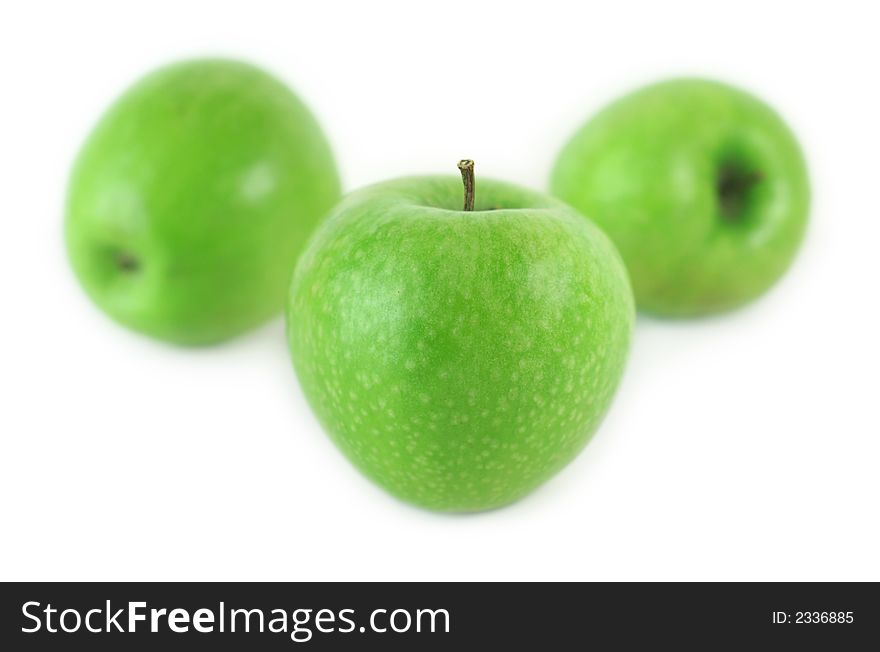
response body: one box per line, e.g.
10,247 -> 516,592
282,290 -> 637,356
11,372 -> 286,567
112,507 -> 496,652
287,163 -> 634,511
66,59 -> 340,344
551,78 -> 810,316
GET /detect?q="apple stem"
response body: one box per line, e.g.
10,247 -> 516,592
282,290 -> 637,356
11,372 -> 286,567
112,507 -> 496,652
457,159 -> 475,211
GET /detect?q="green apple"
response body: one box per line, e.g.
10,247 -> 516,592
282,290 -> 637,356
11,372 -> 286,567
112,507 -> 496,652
287,162 -> 634,512
551,78 -> 810,316
66,59 -> 341,344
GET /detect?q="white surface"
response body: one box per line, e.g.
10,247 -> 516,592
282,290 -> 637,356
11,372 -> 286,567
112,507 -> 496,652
1,0 -> 878,581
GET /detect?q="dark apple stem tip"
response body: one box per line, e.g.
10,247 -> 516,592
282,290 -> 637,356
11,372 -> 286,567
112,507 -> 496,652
458,159 -> 475,211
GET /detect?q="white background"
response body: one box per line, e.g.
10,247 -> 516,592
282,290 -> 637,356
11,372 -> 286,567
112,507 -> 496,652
1,0 -> 878,581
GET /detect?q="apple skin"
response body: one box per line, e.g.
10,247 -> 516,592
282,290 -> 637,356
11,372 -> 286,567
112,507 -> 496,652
551,78 -> 810,316
287,176 -> 634,512
66,59 -> 340,344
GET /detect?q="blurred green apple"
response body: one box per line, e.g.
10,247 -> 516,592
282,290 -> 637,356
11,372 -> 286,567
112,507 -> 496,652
287,163 -> 633,511
551,78 -> 810,316
66,59 -> 340,344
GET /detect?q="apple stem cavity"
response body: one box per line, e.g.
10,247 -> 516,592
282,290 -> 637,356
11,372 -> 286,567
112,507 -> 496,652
457,159 -> 475,211
114,251 -> 140,273
717,165 -> 763,221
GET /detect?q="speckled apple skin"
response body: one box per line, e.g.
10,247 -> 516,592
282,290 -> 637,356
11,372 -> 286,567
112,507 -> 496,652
287,176 -> 634,512
551,78 -> 810,316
